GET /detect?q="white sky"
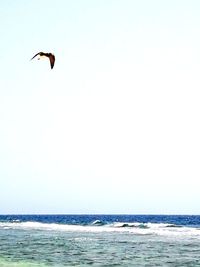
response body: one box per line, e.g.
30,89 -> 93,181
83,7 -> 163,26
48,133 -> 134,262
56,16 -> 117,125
0,0 -> 200,214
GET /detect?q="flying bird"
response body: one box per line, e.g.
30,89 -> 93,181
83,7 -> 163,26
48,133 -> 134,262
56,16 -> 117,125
31,52 -> 55,69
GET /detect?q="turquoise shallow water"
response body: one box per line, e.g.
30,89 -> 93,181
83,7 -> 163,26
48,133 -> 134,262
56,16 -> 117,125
1,215 -> 200,266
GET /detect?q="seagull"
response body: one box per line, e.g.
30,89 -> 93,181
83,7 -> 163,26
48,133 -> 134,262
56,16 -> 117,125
31,52 -> 55,69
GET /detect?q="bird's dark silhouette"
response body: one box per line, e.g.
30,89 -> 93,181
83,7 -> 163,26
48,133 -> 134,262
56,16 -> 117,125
31,52 -> 55,69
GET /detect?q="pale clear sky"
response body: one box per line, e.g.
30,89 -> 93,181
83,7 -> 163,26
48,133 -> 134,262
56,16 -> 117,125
1,0 -> 200,214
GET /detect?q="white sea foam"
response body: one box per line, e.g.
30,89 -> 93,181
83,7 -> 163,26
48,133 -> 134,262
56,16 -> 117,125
0,221 -> 200,238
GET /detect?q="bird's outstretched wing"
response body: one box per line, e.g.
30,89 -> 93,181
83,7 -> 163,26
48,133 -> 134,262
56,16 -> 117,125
49,54 -> 55,69
30,52 -> 43,60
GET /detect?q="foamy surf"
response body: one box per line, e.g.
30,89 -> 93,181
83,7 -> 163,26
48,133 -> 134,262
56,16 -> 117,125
1,221 -> 200,238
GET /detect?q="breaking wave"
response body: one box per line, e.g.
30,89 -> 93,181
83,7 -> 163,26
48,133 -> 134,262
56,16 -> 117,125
0,220 -> 200,237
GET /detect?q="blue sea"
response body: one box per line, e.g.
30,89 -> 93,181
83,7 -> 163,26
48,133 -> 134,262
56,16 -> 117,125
1,215 -> 200,266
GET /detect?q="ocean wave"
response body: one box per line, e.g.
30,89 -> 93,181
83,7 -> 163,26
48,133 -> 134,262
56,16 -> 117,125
113,222 -> 149,228
0,221 -> 199,237
91,220 -> 105,226
112,222 -> 182,229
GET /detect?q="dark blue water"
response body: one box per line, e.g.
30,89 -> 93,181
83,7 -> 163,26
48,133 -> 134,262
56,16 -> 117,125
1,214 -> 200,227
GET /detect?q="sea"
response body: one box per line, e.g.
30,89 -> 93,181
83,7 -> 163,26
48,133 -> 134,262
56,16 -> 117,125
0,215 -> 200,267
